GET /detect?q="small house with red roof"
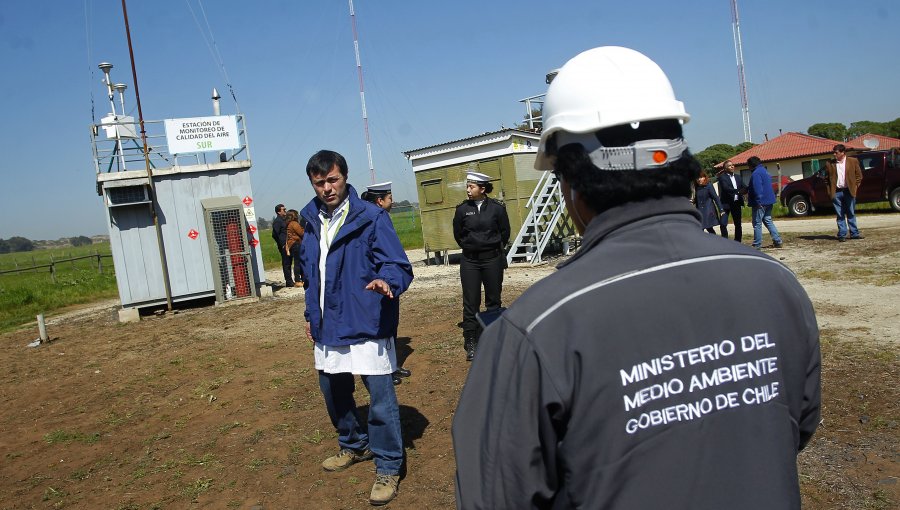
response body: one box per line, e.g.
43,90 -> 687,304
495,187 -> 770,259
846,133 -> 900,151
715,132 -> 842,183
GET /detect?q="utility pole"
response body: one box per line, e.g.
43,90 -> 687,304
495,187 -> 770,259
731,0 -> 752,143
349,0 -> 376,184
121,0 -> 174,311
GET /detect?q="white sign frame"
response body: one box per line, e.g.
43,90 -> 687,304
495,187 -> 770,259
164,115 -> 240,155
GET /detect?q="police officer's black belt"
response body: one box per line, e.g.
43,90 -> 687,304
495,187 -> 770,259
463,249 -> 502,260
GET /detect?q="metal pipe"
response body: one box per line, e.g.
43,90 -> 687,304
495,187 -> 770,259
37,314 -> 49,342
121,0 -> 173,311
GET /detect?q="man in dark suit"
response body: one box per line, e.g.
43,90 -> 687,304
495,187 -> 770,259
271,203 -> 294,287
717,160 -> 747,242
824,144 -> 864,242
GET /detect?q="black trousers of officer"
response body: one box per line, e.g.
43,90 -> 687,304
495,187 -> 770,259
279,244 -> 294,286
722,204 -> 743,242
460,252 -> 505,334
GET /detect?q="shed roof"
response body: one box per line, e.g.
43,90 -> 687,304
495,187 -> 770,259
403,128 -> 540,157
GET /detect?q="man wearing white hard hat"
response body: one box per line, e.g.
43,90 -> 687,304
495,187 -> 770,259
453,46 -> 821,509
452,171 -> 510,361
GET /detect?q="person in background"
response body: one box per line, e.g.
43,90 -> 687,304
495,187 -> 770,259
747,156 -> 783,249
284,209 -> 304,287
717,159 -> 747,242
452,171 -> 510,361
362,181 -> 411,386
693,170 -> 725,234
824,144 -> 864,242
452,46 -> 820,509
271,203 -> 294,287
297,150 -> 413,506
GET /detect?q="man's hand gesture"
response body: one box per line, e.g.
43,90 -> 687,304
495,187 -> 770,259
365,279 -> 393,299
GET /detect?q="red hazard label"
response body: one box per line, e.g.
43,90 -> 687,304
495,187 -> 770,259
187,229 -> 199,240
242,196 -> 253,206
248,224 -> 258,234
250,238 -> 259,247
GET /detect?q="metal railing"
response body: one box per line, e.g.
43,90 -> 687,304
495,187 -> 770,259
89,115 -> 251,175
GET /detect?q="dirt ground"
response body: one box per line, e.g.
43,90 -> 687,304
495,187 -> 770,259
1,213 -> 898,509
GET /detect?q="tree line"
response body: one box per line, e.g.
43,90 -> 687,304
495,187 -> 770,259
807,118 -> 900,142
0,236 -> 93,254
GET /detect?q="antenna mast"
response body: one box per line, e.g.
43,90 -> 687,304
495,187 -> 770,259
731,0 -> 752,143
349,0 -> 375,184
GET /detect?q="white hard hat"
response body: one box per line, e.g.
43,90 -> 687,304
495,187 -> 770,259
535,46 -> 690,170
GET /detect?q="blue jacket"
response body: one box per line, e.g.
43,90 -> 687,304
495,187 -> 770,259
748,164 -> 776,207
298,185 -> 413,347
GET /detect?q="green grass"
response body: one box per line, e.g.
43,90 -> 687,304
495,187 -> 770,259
0,242 -> 112,271
43,430 -> 101,445
390,208 -> 425,249
0,242 -> 118,333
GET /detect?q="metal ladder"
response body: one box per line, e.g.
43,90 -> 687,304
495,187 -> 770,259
506,171 -> 565,265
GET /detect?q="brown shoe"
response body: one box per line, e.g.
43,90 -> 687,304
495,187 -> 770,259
293,281 -> 304,288
322,448 -> 373,472
369,474 -> 399,506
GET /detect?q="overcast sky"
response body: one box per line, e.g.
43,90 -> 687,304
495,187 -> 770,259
0,0 -> 897,239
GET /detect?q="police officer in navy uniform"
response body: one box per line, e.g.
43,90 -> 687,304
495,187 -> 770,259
452,171 -> 510,361
362,181 -> 412,386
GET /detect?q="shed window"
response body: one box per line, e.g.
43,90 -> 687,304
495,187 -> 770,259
107,185 -> 150,206
422,179 -> 443,204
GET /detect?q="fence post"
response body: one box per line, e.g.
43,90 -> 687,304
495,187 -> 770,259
50,263 -> 56,283
71,253 -> 76,269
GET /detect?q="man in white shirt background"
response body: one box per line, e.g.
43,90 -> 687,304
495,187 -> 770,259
824,144 -> 864,242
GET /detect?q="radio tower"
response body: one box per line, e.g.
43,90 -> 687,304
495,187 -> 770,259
349,0 -> 376,184
731,0 -> 752,143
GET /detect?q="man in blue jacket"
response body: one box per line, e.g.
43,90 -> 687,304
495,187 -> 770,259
747,156 -> 783,249
298,150 -> 413,506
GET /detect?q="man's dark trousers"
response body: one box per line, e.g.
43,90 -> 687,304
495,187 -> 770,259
722,204 -> 742,241
279,245 -> 294,287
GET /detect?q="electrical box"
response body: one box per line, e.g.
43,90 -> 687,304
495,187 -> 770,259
101,114 -> 138,139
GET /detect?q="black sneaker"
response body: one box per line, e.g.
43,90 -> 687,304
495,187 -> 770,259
838,237 -> 846,242
395,367 -> 411,378
850,235 -> 865,240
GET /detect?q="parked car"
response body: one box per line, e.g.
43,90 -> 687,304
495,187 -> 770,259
780,149 -> 900,216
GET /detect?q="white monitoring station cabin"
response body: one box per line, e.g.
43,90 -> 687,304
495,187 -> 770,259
90,62 -> 265,318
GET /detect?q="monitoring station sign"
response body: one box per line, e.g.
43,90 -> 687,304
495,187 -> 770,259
164,115 -> 240,155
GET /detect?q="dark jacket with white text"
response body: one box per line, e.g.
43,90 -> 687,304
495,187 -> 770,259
452,196 -> 821,509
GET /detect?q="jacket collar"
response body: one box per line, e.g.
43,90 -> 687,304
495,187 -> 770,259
558,196 -> 701,269
300,184 -> 371,242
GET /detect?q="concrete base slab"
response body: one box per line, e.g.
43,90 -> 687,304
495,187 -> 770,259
258,285 -> 273,298
215,296 -> 259,308
118,307 -> 140,324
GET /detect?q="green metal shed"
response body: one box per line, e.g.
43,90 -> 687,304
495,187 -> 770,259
405,129 -> 572,262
